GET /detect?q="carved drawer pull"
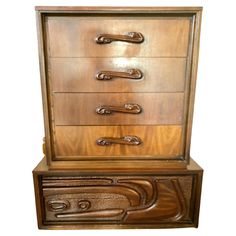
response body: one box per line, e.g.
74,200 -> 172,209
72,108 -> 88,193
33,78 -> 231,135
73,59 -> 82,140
96,69 -> 143,81
96,136 -> 142,146
96,103 -> 142,115
96,32 -> 144,44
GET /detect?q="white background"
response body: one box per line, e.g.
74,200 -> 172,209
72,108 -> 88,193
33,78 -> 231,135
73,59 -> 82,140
0,0 -> 236,235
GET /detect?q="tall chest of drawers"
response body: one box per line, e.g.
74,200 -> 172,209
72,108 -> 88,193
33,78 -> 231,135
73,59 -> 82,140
33,6 -> 203,229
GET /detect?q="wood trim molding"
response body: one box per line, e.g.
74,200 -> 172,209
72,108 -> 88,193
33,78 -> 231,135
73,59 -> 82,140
184,9 -> 202,161
35,6 -> 203,13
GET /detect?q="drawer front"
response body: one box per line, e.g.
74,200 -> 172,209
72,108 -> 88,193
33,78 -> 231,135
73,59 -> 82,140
54,125 -> 182,158
50,58 -> 187,92
41,175 -> 194,224
53,93 -> 184,125
47,17 -> 191,57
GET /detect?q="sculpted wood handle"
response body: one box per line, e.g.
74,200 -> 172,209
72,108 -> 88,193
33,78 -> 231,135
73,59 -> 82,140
96,136 -> 142,146
96,32 -> 144,44
96,69 -> 143,80
96,103 -> 142,115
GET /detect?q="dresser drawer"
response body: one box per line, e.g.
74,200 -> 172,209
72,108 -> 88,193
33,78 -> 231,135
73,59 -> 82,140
33,158 -> 203,229
54,125 -> 182,158
50,58 -> 186,92
43,176 -> 192,223
53,93 -> 184,125
47,17 -> 191,57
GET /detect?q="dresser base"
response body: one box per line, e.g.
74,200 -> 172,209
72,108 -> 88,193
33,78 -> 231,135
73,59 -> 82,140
33,158 -> 202,229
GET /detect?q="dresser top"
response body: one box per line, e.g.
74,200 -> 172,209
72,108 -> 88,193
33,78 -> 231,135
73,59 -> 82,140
35,6 -> 202,12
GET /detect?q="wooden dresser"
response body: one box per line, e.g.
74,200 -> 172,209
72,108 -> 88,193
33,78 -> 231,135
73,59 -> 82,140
33,6 -> 203,229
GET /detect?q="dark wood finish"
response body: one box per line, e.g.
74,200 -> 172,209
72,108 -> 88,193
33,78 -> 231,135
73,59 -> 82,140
34,154 -> 202,173
34,7 -> 203,229
33,158 -> 203,229
53,93 -> 184,125
43,177 -> 190,222
35,6 -> 203,11
95,32 -> 144,44
96,135 -> 142,146
96,68 -> 143,81
184,9 -> 202,159
36,11 -> 53,165
50,58 -> 186,92
96,103 -> 142,115
54,125 -> 182,158
46,17 -> 190,57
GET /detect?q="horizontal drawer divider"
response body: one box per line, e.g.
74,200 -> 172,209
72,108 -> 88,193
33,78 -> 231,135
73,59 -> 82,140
52,91 -> 185,94
55,155 -> 184,160
54,124 -> 184,126
49,56 -> 188,59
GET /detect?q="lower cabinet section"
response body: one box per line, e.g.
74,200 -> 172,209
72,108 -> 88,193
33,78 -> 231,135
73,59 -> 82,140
33,158 -> 203,229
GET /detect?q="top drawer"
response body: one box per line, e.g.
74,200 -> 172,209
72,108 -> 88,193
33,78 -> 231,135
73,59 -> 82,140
46,17 -> 191,57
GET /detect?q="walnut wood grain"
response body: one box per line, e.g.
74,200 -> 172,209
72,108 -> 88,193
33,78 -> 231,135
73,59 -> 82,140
50,58 -> 187,92
46,17 -> 190,57
54,125 -> 182,158
53,93 -> 184,125
96,32 -> 144,44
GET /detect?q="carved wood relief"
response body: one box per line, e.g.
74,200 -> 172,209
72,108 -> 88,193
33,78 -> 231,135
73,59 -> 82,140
42,176 -> 192,223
